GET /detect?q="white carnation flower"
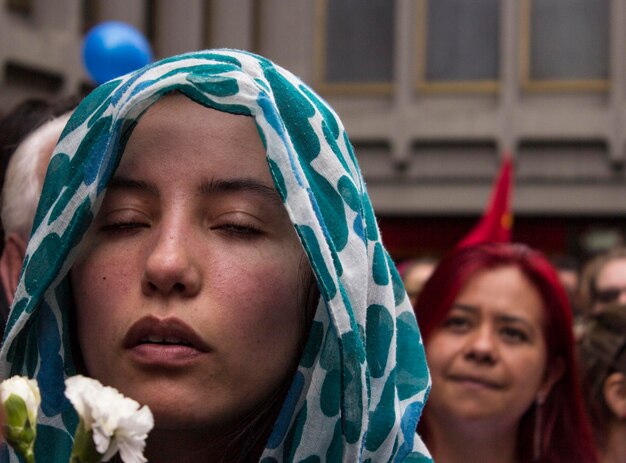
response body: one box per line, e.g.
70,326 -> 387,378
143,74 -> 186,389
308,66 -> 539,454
0,376 -> 40,426
0,376 -> 40,463
65,375 -> 154,463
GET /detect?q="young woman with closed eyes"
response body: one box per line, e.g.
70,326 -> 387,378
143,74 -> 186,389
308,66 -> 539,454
0,50 -> 432,462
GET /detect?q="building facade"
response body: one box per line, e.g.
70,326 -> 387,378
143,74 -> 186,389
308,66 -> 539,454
1,0 -> 624,257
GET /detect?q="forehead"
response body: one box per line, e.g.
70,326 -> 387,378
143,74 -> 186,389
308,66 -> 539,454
129,93 -> 257,143
597,258 -> 626,287
117,94 -> 269,180
455,266 -> 545,326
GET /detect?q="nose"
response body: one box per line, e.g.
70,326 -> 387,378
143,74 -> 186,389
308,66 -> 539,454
463,325 -> 497,365
141,227 -> 202,297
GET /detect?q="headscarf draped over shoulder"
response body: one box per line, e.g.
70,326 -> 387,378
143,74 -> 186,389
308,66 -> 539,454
0,50 -> 431,462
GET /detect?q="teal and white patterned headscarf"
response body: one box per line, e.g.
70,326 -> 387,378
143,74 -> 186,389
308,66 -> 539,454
0,50 -> 431,462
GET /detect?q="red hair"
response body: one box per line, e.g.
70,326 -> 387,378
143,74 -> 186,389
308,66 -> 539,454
415,243 -> 597,463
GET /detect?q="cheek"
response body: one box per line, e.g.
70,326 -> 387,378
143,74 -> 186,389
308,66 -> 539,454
214,240 -> 305,307
71,250 -> 137,352
424,334 -> 457,377
216,258 -> 303,333
509,347 -> 548,394
209,250 -> 306,367
423,336 -> 461,414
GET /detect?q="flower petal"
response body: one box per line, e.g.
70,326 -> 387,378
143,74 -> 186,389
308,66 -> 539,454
92,423 -> 112,454
64,376 -> 153,462
117,435 -> 147,463
1,376 -> 40,426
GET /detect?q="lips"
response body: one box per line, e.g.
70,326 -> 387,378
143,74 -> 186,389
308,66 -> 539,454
447,374 -> 503,389
123,316 -> 210,366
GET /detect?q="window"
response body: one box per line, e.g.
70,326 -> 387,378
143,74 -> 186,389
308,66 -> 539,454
202,0 -> 212,49
410,141 -> 498,179
353,141 -> 394,180
6,0 -> 32,15
146,0 -> 159,53
520,0 -> 610,92
518,140 -> 610,180
416,0 -> 500,93
315,0 -> 394,94
4,61 -> 64,93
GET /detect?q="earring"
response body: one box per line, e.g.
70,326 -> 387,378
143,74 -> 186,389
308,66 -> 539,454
533,394 -> 546,462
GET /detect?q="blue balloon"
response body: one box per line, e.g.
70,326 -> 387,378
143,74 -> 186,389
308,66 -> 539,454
82,21 -> 153,85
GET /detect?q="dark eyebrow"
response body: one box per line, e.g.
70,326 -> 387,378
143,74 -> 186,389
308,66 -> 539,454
108,177 -> 160,197
199,178 -> 283,205
451,303 -> 478,314
451,303 -> 534,330
497,314 -> 534,331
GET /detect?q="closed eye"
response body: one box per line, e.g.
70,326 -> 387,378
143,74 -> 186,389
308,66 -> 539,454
212,221 -> 263,237
100,221 -> 150,233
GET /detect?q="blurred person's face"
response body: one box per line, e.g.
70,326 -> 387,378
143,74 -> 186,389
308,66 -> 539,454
1,114 -> 70,307
403,262 -> 436,306
557,268 -> 580,316
557,268 -> 578,299
593,258 -> 626,312
71,95 -> 311,440
425,266 -> 560,432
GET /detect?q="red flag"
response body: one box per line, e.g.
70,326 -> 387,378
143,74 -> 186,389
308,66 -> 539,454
457,154 -> 514,248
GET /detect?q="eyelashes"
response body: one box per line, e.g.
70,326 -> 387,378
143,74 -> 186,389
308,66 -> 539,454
99,219 -> 264,238
100,221 -> 149,233
211,221 -> 263,236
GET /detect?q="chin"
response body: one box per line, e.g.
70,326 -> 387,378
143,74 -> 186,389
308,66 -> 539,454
453,405 -> 525,429
136,386 -> 246,430
151,407 -> 213,430
151,404 -> 250,436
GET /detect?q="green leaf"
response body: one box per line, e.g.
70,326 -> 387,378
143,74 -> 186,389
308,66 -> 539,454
2,394 -> 37,462
4,425 -> 35,463
4,394 -> 28,428
70,420 -> 104,463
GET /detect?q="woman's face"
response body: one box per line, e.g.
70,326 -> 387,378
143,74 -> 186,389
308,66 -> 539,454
71,94 -> 311,433
593,257 -> 626,312
425,266 -> 557,430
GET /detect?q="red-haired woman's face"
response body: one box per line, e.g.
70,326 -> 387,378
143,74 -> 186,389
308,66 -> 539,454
424,266 -> 560,431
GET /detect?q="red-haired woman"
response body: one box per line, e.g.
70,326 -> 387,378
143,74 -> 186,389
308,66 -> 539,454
414,242 -> 597,463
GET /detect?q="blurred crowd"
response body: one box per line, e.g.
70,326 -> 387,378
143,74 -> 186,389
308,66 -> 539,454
399,243 -> 626,463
